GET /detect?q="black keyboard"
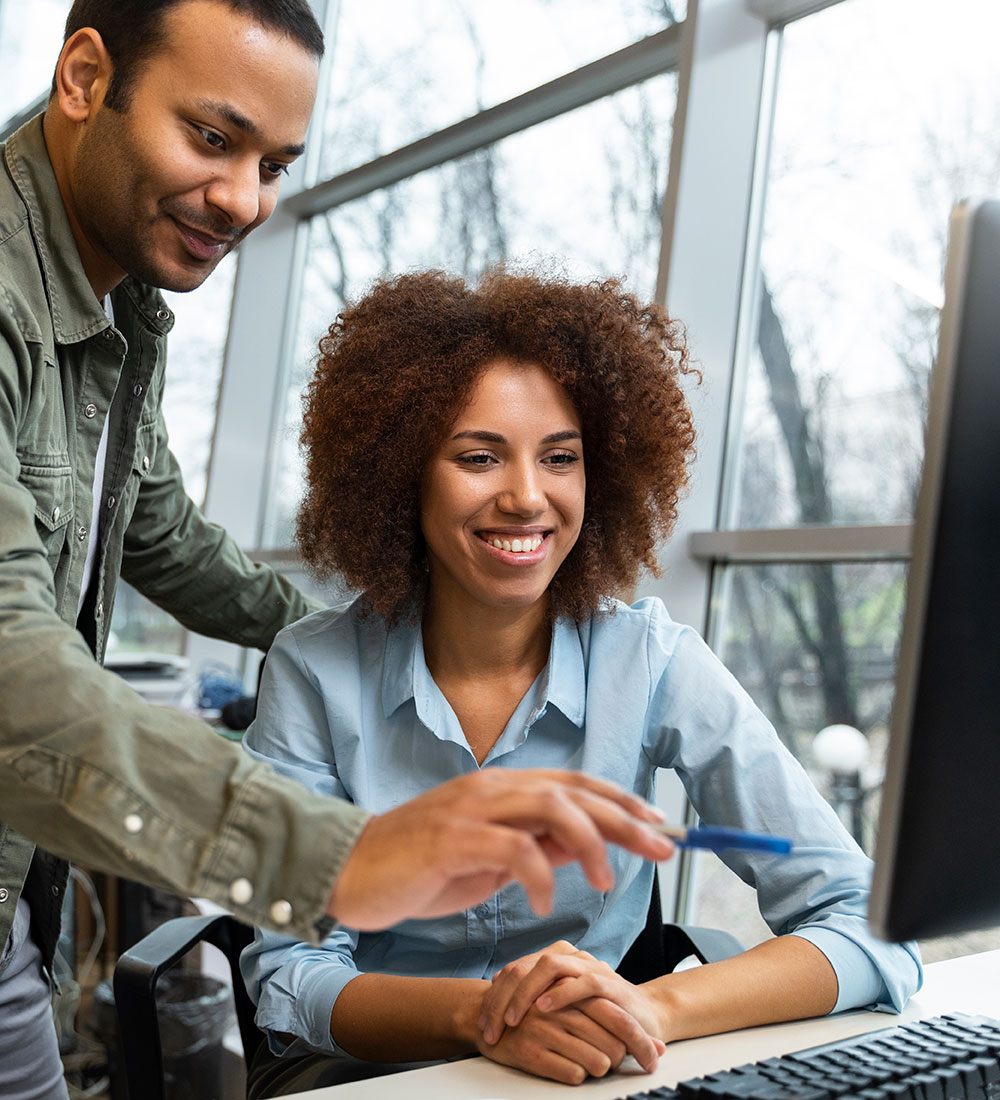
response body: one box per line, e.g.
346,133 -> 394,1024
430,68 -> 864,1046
619,1013 -> 1000,1100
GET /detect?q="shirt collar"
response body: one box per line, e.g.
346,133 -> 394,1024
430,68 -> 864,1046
381,613 -> 587,730
4,114 -> 173,344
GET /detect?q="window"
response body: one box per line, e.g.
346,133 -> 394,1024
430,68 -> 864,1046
318,0 -> 682,179
0,0 -> 71,123
688,0 -> 1000,957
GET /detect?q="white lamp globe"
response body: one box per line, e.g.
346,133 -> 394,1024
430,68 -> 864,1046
813,724 -> 869,774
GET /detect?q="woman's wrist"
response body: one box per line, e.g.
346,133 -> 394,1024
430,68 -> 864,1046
641,976 -> 683,1041
453,979 -> 492,1047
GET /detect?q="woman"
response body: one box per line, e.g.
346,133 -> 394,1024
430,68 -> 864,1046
241,269 -> 921,1095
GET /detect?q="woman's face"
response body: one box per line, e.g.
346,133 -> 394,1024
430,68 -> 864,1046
420,359 -> 585,617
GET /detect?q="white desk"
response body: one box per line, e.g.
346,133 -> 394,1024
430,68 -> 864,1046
283,949 -> 1000,1100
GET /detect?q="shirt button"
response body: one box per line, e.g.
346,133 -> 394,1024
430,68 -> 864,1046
77,526 -> 87,541
269,899 -> 293,926
84,404 -> 98,418
124,813 -> 143,834
133,383 -> 143,397
230,878 -> 254,906
0,889 -> 8,903
51,506 -> 60,522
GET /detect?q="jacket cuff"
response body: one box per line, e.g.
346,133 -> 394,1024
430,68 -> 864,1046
200,769 -> 371,943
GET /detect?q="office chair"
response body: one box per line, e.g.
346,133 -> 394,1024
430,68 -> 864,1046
113,912 -> 261,1100
616,871 -> 745,983
112,875 -> 744,1098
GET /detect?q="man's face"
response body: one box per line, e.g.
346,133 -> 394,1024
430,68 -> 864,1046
69,0 -> 319,293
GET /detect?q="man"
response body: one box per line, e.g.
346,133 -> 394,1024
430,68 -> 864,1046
0,1 -> 673,1094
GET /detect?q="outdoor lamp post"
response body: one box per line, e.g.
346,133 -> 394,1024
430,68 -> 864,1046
813,724 -> 871,847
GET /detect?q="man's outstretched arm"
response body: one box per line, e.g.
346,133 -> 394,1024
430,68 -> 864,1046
329,769 -> 675,928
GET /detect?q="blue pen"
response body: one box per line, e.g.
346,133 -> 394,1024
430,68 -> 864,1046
654,824 -> 792,855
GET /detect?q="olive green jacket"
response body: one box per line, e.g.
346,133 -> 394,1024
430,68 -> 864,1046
0,115 -> 369,961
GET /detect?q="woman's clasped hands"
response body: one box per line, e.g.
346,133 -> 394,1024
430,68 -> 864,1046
475,941 -> 666,1085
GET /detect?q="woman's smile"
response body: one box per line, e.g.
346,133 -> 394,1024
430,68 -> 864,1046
476,530 -> 548,559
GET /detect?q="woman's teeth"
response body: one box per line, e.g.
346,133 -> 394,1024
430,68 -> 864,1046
485,535 -> 543,553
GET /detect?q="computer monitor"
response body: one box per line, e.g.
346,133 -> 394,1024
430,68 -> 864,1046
868,197 -> 1000,943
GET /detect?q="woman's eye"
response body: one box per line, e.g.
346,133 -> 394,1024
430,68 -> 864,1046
545,451 -> 580,466
458,453 -> 495,467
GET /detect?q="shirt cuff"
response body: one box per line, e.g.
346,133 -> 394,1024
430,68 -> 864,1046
790,927 -> 890,1014
261,964 -> 362,1056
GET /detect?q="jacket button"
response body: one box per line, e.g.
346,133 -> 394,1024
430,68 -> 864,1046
142,456 -> 150,471
133,383 -> 143,397
230,878 -> 254,905
107,495 -> 116,510
77,526 -> 88,541
96,602 -> 104,618
0,888 -> 8,903
124,813 -> 143,834
52,506 -> 60,522
269,899 -> 293,926
156,308 -> 171,322
84,404 -> 98,418
51,884 -> 61,897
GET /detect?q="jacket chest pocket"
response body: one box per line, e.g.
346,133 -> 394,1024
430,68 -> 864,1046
17,455 -> 74,573
117,419 -> 158,525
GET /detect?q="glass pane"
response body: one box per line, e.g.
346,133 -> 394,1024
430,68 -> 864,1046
0,0 -> 72,123
107,255 -> 237,656
727,0 -> 1000,529
160,253 -> 237,504
266,73 -> 676,545
319,0 -> 682,179
690,560 -> 906,949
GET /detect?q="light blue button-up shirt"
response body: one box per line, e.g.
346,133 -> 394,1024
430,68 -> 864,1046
241,597 -> 922,1057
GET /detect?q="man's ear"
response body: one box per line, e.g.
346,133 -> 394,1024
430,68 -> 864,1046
53,28 -> 113,123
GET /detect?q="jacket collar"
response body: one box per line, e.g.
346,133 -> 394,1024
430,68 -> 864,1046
4,114 -> 173,344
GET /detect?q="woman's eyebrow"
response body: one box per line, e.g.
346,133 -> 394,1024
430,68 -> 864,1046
451,429 -> 582,444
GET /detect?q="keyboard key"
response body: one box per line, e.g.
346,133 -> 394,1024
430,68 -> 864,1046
905,1071 -> 946,1100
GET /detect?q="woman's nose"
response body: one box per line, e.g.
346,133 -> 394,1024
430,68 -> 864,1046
496,462 -> 545,516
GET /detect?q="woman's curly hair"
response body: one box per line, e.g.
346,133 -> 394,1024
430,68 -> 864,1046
297,268 -> 697,624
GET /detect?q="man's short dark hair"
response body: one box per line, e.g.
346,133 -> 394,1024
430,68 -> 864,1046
54,0 -> 325,110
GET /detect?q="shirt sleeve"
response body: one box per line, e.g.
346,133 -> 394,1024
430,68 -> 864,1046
0,333 -> 369,942
240,625 -> 368,1054
642,604 -> 922,1013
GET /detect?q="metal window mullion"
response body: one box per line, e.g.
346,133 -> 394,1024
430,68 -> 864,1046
743,0 -> 849,28
689,524 -> 914,563
285,24 -> 683,218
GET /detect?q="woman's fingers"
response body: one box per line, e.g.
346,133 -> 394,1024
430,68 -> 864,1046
575,995 -> 664,1072
480,945 -> 590,1042
481,1002 -> 660,1085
